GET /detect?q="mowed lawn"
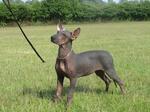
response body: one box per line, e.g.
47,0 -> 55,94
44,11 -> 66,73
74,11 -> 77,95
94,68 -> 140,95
0,22 -> 150,112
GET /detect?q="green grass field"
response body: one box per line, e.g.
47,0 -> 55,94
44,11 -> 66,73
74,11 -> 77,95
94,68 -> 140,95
0,22 -> 150,112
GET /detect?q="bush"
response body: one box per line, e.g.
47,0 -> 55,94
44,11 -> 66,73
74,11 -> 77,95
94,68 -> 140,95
0,0 -> 150,25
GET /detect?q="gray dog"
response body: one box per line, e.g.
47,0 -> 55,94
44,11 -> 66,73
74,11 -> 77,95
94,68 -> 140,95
51,24 -> 125,106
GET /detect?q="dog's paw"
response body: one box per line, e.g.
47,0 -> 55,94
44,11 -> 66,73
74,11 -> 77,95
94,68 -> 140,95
52,95 -> 61,103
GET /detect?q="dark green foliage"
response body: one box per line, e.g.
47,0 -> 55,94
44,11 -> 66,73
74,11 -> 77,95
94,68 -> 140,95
39,0 -> 73,22
0,0 -> 150,25
0,3 -> 32,23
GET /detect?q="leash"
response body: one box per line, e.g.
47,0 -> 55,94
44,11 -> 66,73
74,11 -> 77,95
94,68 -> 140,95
2,0 -> 45,63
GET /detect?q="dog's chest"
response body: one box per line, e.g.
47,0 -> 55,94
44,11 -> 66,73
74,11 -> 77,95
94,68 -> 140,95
58,60 -> 75,76
59,61 -> 66,72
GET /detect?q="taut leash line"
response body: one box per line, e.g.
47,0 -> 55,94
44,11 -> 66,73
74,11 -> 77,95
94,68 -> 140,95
2,0 -> 45,63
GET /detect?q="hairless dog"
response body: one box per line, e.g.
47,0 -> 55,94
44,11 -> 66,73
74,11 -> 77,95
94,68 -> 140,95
51,24 -> 125,106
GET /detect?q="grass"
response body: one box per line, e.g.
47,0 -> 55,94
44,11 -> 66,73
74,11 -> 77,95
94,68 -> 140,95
0,22 -> 150,112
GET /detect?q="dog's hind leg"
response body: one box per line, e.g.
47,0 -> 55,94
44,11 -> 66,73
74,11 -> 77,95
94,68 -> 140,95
95,70 -> 111,92
105,68 -> 125,94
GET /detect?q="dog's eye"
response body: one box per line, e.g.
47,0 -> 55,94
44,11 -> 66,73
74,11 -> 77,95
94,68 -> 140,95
62,32 -> 66,36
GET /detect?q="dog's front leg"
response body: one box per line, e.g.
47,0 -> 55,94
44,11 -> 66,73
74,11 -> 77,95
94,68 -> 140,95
53,73 -> 64,102
67,78 -> 77,106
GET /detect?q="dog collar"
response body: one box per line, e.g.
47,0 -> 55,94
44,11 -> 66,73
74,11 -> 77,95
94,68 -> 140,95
57,49 -> 72,60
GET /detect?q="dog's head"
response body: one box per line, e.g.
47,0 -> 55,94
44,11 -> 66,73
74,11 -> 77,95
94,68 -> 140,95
51,24 -> 80,46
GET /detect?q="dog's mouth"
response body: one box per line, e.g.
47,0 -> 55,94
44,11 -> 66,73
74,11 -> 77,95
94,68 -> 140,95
51,38 -> 61,46
51,38 -> 68,46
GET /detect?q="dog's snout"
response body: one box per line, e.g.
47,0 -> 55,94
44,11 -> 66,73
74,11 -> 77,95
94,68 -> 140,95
51,36 -> 55,42
51,35 -> 54,39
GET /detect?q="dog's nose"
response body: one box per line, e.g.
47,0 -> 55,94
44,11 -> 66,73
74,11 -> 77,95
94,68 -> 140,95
51,36 -> 55,42
51,36 -> 53,41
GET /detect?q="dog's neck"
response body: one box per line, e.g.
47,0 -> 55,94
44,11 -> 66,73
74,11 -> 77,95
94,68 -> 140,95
58,42 -> 74,59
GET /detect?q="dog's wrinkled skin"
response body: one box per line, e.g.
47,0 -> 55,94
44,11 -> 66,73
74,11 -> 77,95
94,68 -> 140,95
51,24 -> 125,106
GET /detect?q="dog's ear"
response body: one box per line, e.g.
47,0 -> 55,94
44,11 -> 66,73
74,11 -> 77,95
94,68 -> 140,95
71,28 -> 80,40
57,23 -> 65,32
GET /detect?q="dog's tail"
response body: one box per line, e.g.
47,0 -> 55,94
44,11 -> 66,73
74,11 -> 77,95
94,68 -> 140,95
105,73 -> 117,88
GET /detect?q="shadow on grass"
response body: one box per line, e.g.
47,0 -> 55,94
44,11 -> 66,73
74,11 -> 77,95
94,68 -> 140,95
22,85 -> 105,100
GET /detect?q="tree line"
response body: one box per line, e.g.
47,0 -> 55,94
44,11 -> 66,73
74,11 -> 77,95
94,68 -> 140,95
0,0 -> 150,26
